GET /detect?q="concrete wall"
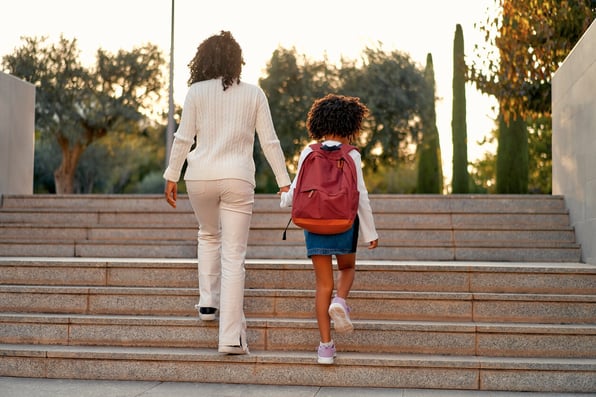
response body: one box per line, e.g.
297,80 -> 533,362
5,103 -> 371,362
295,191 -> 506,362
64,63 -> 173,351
552,20 -> 596,265
0,72 -> 35,195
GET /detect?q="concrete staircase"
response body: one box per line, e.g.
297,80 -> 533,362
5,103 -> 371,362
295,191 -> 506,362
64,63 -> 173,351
0,194 -> 594,392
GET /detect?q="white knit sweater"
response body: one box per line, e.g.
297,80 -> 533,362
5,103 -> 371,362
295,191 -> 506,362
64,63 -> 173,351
163,79 -> 291,188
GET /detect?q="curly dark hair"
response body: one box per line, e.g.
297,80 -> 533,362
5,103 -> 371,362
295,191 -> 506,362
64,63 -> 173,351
306,94 -> 369,142
187,30 -> 244,90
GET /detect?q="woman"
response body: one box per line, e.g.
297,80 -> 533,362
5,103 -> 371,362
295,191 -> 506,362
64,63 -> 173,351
164,31 -> 291,355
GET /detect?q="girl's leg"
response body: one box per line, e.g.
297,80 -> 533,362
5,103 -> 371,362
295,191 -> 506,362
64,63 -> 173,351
186,180 -> 222,311
334,216 -> 358,301
335,253 -> 356,299
329,253 -> 356,333
311,254 -> 334,343
217,179 -> 254,351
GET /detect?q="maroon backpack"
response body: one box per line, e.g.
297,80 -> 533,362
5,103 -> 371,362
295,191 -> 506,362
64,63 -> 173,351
290,143 -> 360,235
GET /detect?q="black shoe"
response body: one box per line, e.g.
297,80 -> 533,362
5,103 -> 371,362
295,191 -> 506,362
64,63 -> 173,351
196,306 -> 217,321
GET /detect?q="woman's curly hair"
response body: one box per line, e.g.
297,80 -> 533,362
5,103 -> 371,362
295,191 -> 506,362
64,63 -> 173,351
187,30 -> 244,90
306,94 -> 369,142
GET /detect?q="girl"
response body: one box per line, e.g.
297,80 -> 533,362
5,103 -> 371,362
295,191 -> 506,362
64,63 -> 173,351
280,94 -> 378,364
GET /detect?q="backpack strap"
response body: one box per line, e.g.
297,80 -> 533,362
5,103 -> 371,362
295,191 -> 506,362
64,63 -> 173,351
282,217 -> 292,240
312,142 -> 359,153
339,143 -> 359,154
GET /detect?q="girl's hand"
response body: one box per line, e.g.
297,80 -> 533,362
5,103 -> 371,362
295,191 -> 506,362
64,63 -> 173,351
164,180 -> 177,208
368,239 -> 379,249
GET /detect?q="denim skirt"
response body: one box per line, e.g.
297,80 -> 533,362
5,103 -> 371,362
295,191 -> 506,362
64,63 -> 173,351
304,217 -> 360,257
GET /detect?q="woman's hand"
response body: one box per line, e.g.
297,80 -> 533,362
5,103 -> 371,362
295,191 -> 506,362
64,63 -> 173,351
164,180 -> 178,208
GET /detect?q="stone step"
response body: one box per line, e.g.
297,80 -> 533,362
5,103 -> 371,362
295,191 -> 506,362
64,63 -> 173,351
0,210 -> 577,232
1,344 -> 594,392
1,285 -> 594,324
1,314 -> 595,359
0,194 -> 570,213
2,258 -> 595,294
0,225 -> 578,245
0,240 -> 582,261
0,213 -> 577,236
0,194 -> 581,262
0,194 -> 592,392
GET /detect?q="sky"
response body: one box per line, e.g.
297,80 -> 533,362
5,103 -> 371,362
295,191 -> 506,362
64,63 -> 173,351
1,0 -> 499,186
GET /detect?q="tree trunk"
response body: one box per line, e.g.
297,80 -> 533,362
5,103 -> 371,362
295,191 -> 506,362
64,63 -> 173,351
54,137 -> 84,194
496,112 -> 528,194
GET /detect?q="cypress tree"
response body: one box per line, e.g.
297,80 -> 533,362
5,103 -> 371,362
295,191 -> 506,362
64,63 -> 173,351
496,112 -> 528,193
451,24 -> 469,193
416,53 -> 443,193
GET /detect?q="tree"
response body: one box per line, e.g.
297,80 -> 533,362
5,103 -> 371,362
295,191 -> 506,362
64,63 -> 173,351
33,132 -> 60,193
451,24 -> 469,193
527,118 -> 552,193
469,0 -> 595,193
258,47 -> 337,191
416,53 -> 443,194
496,113 -> 528,193
76,124 -> 166,193
470,119 -> 553,194
32,115 -> 167,194
259,45 -> 428,192
2,35 -> 166,193
340,46 -> 428,173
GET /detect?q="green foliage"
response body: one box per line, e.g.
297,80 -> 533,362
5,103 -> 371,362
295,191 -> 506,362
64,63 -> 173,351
471,0 -> 594,122
451,24 -> 469,194
527,118 -> 552,194
469,135 -> 498,194
339,46 -> 429,172
77,125 -> 165,193
364,162 -> 418,194
470,116 -> 551,194
6,35 -> 463,195
257,47 -> 338,191
135,171 -> 167,194
259,47 -> 338,158
468,1 -> 594,193
259,45 -> 428,192
33,135 -> 60,193
416,53 -> 443,194
32,114 -> 166,194
2,35 -> 167,193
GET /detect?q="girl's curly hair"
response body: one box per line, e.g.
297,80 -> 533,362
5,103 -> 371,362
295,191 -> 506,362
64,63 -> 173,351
306,94 -> 369,142
187,30 -> 244,90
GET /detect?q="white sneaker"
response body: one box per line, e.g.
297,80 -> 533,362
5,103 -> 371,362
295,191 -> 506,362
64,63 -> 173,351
328,296 -> 354,333
317,342 -> 336,364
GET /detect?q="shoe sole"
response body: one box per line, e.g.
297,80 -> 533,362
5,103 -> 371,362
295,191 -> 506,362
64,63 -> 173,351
218,346 -> 249,355
328,303 -> 354,333
317,356 -> 334,364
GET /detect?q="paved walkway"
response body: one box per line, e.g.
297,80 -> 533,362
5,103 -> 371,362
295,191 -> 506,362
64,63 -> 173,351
1,377 -> 593,397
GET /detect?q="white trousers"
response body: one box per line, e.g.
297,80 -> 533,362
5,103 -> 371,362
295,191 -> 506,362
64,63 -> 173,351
185,179 -> 254,348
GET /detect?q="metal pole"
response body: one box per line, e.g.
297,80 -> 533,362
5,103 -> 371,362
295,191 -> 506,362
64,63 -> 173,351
165,0 -> 175,166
